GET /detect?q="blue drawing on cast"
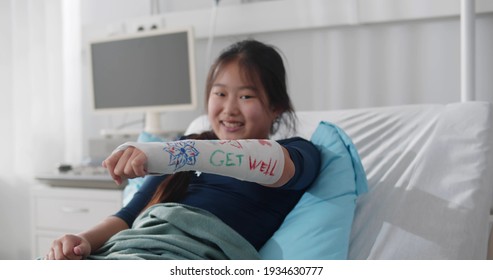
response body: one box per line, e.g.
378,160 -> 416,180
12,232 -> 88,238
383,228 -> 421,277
163,141 -> 200,171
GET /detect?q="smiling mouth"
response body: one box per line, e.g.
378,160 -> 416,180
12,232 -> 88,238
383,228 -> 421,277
221,121 -> 243,130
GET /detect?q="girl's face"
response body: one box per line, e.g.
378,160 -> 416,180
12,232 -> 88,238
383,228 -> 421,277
207,60 -> 279,140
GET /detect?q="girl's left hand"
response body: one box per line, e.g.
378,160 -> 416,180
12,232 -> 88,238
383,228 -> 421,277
102,147 -> 148,185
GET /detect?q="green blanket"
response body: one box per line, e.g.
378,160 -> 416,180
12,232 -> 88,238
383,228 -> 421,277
87,203 -> 260,260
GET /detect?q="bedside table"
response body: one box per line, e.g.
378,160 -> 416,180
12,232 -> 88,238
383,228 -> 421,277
30,184 -> 123,259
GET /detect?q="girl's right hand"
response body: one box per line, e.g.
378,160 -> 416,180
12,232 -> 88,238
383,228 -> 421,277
45,234 -> 91,260
102,147 -> 148,185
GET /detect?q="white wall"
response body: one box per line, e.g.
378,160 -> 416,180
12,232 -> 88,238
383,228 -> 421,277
80,0 -> 493,157
0,0 -> 18,259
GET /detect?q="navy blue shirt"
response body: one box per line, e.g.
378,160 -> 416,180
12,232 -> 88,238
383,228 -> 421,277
114,137 -> 321,250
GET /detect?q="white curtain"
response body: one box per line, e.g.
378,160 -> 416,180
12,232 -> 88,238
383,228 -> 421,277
0,0 -> 81,259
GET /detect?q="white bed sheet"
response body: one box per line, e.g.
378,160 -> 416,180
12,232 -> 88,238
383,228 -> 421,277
296,102 -> 493,259
185,102 -> 493,259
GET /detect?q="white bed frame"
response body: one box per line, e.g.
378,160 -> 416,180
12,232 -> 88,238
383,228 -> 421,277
461,0 -> 476,102
461,0 -> 493,259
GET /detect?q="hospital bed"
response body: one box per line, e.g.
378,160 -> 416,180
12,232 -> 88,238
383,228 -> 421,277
181,2 -> 493,259
179,1 -> 493,260
185,101 -> 493,259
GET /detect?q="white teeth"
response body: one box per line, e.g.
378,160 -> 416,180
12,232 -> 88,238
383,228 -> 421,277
222,121 -> 241,128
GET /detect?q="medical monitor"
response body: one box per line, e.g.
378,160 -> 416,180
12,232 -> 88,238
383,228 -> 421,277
88,27 -> 197,134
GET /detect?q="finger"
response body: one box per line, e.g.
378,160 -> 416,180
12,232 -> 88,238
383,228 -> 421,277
133,152 -> 148,177
102,150 -> 122,178
62,242 -> 82,260
114,148 -> 134,179
49,248 -> 55,260
74,243 -> 90,259
103,150 -> 125,185
123,149 -> 140,178
73,246 -> 83,257
127,149 -> 148,177
51,241 -> 68,260
46,249 -> 53,260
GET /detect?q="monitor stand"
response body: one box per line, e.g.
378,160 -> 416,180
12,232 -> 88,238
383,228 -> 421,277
144,111 -> 183,140
144,111 -> 163,135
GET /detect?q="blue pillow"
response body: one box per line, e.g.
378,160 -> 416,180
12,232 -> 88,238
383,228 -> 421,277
259,121 -> 368,259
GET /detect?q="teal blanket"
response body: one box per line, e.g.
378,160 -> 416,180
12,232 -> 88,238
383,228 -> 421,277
87,203 -> 260,260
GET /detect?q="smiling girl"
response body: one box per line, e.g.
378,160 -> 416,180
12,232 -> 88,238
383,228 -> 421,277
45,40 -> 321,260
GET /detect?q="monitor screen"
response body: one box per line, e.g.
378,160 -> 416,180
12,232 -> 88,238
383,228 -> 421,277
88,27 -> 197,133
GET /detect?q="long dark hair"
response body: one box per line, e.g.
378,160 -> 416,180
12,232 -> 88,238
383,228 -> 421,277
205,39 -> 297,136
144,131 -> 218,210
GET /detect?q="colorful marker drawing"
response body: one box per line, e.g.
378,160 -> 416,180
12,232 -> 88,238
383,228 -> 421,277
258,139 -> 272,146
163,141 -> 200,171
218,140 -> 243,149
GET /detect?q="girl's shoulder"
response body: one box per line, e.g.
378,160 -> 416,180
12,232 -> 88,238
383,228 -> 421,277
277,137 -> 320,160
277,136 -> 312,146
